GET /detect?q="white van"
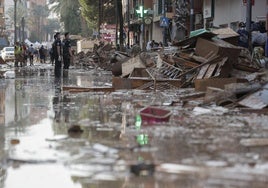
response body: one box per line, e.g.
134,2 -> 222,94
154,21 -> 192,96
2,47 -> 15,62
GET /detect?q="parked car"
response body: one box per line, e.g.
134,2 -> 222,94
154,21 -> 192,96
0,36 -> 9,50
1,47 -> 14,62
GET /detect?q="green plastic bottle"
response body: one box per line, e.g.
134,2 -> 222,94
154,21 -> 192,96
135,114 -> 142,129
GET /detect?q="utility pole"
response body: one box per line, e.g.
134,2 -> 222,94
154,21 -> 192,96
98,0 -> 102,35
14,0 -> 17,43
115,0 -> 118,46
127,0 -> 130,46
142,0 -> 145,50
265,0 -> 268,57
246,0 -> 252,52
190,0 -> 195,32
162,0 -> 166,46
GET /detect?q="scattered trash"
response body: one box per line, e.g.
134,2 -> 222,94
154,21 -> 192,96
157,163 -> 202,174
136,134 -> 149,146
240,138 -> 268,147
140,106 -> 172,124
3,70 -> 15,79
67,125 -> 84,134
10,139 -> 20,145
192,106 -> 228,116
130,162 -> 155,176
45,135 -> 68,141
135,114 -> 142,129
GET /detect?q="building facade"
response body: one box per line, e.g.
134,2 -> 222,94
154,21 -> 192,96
205,0 -> 266,31
122,0 -> 267,48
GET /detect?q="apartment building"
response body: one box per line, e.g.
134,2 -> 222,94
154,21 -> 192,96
0,0 -> 5,34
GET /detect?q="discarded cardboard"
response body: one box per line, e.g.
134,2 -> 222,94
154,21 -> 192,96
195,38 -> 241,64
211,27 -> 239,46
121,55 -> 146,77
238,83 -> 268,109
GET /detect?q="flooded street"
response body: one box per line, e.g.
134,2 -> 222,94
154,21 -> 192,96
0,64 -> 268,188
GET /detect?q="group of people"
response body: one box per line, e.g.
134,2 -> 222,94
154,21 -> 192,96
14,42 -> 50,67
237,21 -> 267,51
14,31 -> 74,78
52,32 -> 74,78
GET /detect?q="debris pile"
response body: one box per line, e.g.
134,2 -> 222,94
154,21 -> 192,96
72,29 -> 268,111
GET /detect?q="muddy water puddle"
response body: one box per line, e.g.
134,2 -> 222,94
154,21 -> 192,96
0,66 -> 268,187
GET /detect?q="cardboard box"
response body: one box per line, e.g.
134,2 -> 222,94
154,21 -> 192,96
195,38 -> 241,76
212,27 -> 239,46
195,37 -> 241,59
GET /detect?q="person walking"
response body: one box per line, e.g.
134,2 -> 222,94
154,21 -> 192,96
28,44 -> 35,66
62,32 -> 73,70
39,45 -> 46,63
14,42 -> 22,67
52,32 -> 62,78
21,43 -> 28,66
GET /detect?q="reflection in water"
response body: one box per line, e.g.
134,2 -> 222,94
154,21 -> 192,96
53,77 -> 71,124
5,164 -> 81,188
0,83 -> 6,125
136,134 -> 149,146
53,78 -> 62,123
0,67 -> 267,188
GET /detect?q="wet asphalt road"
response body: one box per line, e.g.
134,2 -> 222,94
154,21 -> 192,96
0,63 -> 268,188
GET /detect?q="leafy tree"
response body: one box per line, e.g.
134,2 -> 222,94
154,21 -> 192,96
49,0 -> 82,35
30,4 -> 50,42
43,19 -> 61,38
6,2 -> 28,28
78,0 -> 98,36
78,0 -> 117,38
6,1 -> 27,42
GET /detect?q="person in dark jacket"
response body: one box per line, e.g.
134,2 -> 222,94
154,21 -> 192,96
237,22 -> 249,48
52,32 -> 62,78
62,32 -> 73,70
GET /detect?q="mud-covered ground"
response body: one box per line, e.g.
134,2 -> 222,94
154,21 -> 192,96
0,63 -> 268,188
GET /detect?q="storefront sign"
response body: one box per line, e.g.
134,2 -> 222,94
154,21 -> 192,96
160,17 -> 169,27
243,0 -> 255,6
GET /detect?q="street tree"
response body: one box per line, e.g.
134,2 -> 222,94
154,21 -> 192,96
7,1 -> 27,42
30,4 -> 50,42
49,0 -> 82,35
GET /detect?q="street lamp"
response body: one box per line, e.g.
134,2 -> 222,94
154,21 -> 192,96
14,0 -> 18,43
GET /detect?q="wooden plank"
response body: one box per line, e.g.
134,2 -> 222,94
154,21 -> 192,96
63,86 -> 115,93
112,77 -> 181,89
172,56 -> 199,68
178,54 -> 219,78
196,64 -> 210,79
195,78 -> 247,92
240,138 -> 268,147
213,57 -> 228,77
239,108 -> 268,115
204,63 -> 217,78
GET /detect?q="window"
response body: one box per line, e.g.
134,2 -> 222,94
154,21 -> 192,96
158,0 -> 173,15
166,0 -> 173,12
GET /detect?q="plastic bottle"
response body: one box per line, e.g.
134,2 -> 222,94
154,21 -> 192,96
135,114 -> 142,129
